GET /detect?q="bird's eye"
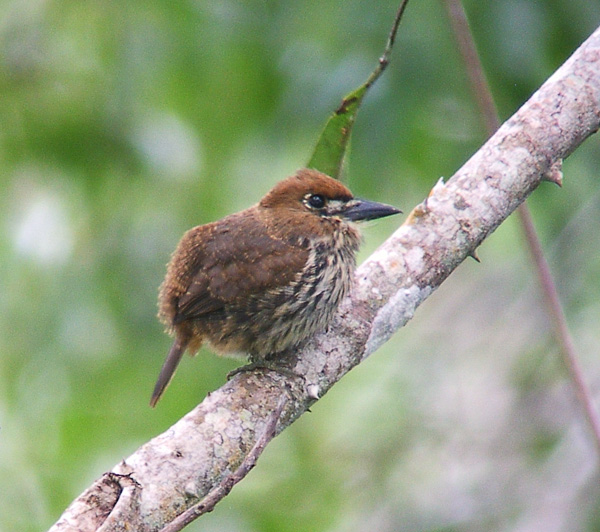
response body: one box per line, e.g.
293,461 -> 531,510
306,194 -> 326,209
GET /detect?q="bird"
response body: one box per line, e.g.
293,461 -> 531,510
150,168 -> 400,407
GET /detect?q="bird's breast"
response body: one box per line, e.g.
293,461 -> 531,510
242,228 -> 359,357
186,223 -> 361,359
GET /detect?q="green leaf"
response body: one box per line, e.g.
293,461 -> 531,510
307,85 -> 367,180
307,0 -> 409,180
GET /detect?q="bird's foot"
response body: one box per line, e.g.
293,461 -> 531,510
227,360 -> 302,381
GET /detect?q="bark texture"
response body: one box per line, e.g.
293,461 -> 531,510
49,24 -> 600,532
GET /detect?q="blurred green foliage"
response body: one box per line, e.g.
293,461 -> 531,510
2,1 -> 600,531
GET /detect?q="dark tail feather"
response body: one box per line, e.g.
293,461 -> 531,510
150,340 -> 187,407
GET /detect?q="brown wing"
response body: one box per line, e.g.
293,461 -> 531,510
172,210 -> 309,325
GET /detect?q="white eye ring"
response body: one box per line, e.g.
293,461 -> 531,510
305,194 -> 327,209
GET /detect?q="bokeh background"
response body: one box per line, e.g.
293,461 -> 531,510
2,1 -> 600,531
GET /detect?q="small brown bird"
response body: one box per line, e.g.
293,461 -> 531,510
150,168 -> 400,406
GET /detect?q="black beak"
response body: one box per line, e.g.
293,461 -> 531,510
343,199 -> 402,222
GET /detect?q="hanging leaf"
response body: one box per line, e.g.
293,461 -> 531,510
307,0 -> 410,180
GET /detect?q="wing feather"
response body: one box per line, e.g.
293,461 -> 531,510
172,210 -> 309,324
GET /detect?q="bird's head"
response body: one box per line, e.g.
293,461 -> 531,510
259,169 -> 401,227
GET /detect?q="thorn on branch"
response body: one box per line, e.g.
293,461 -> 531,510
405,202 -> 429,225
542,159 -> 563,186
467,249 -> 481,262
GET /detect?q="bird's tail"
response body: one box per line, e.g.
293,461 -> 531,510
150,339 -> 188,407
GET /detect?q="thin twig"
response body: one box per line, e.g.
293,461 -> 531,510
365,0 -> 410,89
308,0 -> 410,179
443,0 -> 600,456
518,206 -> 600,453
160,396 -> 287,532
443,0 -> 499,133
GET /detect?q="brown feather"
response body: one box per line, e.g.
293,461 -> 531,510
150,168 -> 399,406
174,210 -> 310,322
